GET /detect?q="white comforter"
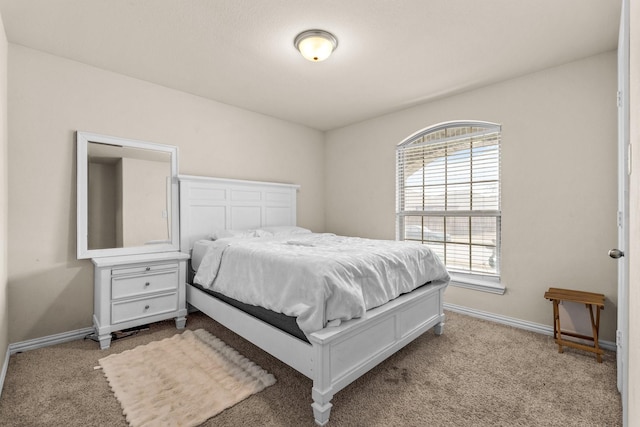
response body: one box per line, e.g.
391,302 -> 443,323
194,233 -> 450,336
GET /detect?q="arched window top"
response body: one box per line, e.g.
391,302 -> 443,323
396,120 -> 502,282
398,120 -> 501,148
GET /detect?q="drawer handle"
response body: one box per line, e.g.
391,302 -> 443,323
144,282 -> 150,287
144,305 -> 150,310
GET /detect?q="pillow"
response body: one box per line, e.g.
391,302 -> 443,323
258,226 -> 312,236
209,229 -> 257,240
253,228 -> 273,238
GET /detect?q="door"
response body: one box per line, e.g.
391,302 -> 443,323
613,0 -> 629,422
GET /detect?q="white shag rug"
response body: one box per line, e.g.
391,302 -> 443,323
98,329 -> 276,427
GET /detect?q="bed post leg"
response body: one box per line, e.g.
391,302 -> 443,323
311,387 -> 333,426
434,313 -> 446,335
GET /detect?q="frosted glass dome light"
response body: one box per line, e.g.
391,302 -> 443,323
294,30 -> 338,62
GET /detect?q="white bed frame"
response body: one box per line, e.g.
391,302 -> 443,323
179,175 -> 447,425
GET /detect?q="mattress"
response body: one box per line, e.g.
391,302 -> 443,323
190,282 -> 309,342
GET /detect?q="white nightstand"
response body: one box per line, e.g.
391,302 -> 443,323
92,251 -> 190,349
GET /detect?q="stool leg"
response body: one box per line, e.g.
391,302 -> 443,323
553,300 -> 563,354
588,304 -> 603,363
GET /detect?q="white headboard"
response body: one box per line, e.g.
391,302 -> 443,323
179,175 -> 300,253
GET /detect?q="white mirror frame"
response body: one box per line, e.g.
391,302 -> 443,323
76,131 -> 180,259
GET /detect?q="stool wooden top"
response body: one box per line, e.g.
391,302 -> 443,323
544,287 -> 605,307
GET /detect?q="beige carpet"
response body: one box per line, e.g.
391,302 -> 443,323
98,329 -> 276,427
0,311 -> 622,426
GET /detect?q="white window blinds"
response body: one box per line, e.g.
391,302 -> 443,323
396,121 -> 501,277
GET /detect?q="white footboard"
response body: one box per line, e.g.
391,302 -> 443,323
307,281 -> 446,425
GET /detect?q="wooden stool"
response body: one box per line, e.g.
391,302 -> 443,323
544,287 -> 605,362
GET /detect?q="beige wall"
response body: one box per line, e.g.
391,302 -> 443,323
7,44 -> 325,343
3,43 -> 622,349
325,52 -> 619,341
0,12 -> 7,375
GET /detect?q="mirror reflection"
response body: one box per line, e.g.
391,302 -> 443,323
77,131 -> 179,259
87,142 -> 172,250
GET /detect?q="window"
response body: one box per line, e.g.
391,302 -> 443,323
396,121 -> 501,286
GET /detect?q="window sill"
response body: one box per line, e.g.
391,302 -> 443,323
448,272 -> 506,295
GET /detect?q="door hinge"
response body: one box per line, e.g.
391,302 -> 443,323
617,91 -> 623,108
618,211 -> 623,228
617,329 -> 623,348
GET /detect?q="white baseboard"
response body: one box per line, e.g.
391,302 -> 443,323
443,303 -> 616,352
8,327 -> 95,355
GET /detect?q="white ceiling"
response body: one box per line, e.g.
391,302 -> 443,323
0,0 -> 621,131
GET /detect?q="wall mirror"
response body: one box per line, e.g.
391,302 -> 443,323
77,131 -> 180,259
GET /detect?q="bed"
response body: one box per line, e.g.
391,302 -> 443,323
179,175 -> 449,425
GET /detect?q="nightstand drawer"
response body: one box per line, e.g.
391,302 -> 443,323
111,271 -> 178,299
112,293 -> 178,324
111,262 -> 178,276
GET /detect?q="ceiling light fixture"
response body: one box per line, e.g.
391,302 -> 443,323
294,29 -> 338,62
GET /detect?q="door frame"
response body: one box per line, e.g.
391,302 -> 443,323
616,0 -> 630,424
